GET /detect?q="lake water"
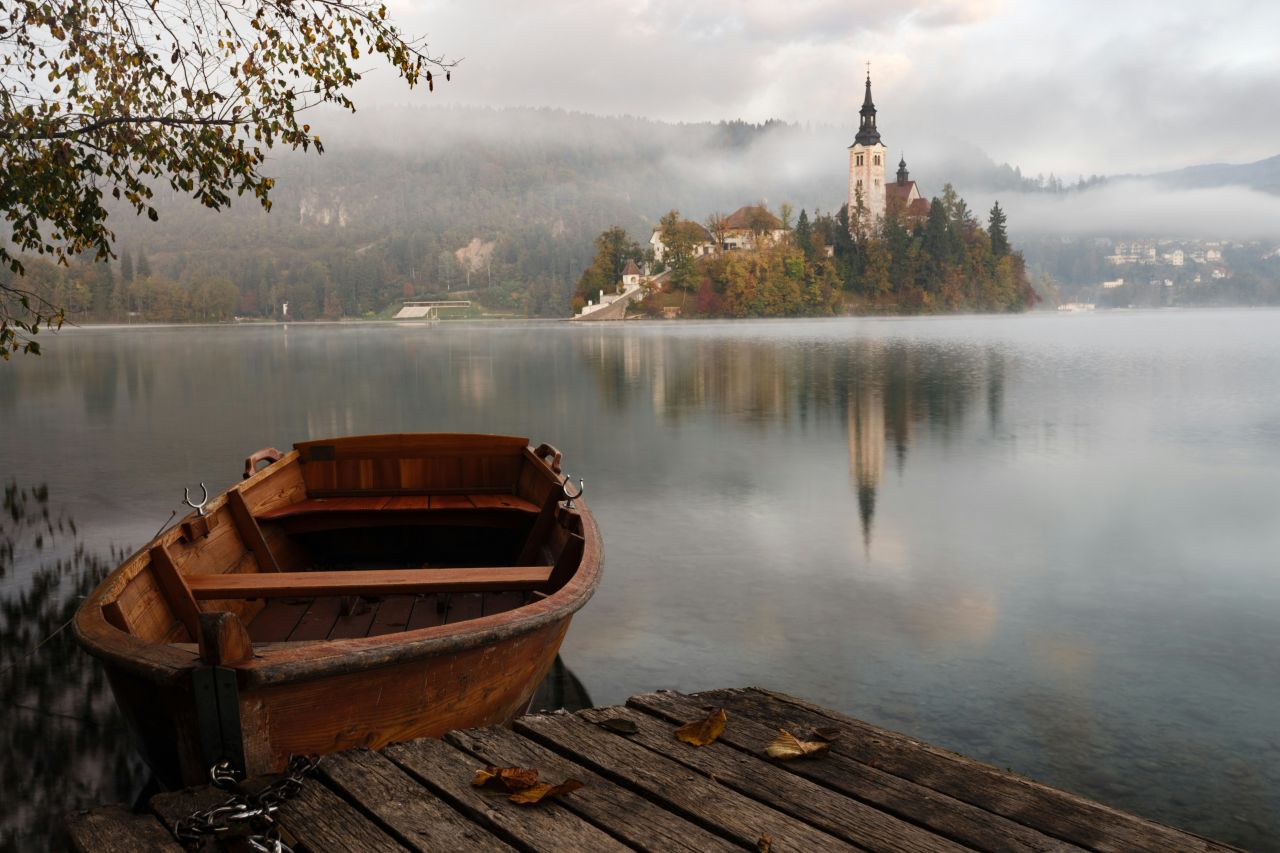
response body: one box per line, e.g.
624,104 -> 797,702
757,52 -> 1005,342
3,310 -> 1279,849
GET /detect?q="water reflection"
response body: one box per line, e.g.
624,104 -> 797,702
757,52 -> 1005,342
0,483 -> 145,850
582,331 -> 1006,547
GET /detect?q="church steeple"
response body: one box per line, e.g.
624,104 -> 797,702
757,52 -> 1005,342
854,69 -> 882,146
896,155 -> 909,185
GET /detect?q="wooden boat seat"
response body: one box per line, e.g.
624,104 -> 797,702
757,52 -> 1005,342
255,494 -> 540,521
187,566 -> 554,599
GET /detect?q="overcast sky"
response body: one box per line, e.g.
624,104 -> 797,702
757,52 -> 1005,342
367,0 -> 1280,178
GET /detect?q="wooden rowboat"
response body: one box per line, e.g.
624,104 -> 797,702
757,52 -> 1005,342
73,434 -> 601,786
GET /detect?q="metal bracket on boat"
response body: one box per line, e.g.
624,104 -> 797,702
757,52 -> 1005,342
561,474 -> 584,509
184,482 -> 210,517
193,665 -> 247,779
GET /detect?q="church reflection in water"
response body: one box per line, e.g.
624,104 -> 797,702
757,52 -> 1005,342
579,329 -> 1006,547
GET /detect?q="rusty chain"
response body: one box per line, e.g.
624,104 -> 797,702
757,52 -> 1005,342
174,755 -> 319,851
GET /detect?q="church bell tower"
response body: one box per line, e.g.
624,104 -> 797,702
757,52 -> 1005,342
848,67 -> 887,233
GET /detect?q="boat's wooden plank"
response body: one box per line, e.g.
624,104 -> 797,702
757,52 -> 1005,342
274,776 -> 408,852
407,593 -> 448,631
469,494 -> 535,510
575,704 -> 964,853
384,736 -> 631,853
148,544 -> 200,639
257,496 -> 538,519
368,595 -> 417,636
482,591 -> 526,617
246,599 -> 311,642
186,566 -> 555,599
100,599 -> 132,633
149,785 -> 232,833
548,531 -> 584,590
446,725 -> 741,853
514,710 -> 860,852
707,688 -> 1236,853
114,569 -> 181,642
431,494 -> 476,510
517,488 -> 565,566
628,689 -> 1085,853
384,495 -> 432,511
288,597 -> 345,641
445,593 -> 483,625
319,748 -> 516,852
65,805 -> 182,852
329,597 -> 380,639
226,488 -> 281,572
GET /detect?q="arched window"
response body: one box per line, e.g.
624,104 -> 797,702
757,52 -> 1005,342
873,155 -> 881,166
856,153 -> 864,166
856,179 -> 863,190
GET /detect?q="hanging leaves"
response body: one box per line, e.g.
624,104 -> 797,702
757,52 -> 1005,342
675,707 -> 727,747
765,729 -> 830,760
0,0 -> 456,358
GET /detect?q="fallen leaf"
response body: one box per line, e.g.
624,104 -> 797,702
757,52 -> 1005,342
472,766 -> 540,791
597,717 -> 639,735
675,707 -> 727,747
809,726 -> 842,742
508,778 -> 584,804
757,833 -> 773,852
765,728 -> 830,760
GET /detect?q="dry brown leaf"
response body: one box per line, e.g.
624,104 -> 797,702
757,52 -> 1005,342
472,766 -> 539,791
598,717 -> 639,735
508,778 -> 584,805
765,728 -> 830,760
675,707 -> 727,747
757,833 -> 773,852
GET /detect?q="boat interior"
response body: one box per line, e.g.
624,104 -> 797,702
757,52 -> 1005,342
95,435 -> 584,651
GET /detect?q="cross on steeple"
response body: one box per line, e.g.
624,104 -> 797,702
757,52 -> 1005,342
854,65 -> 881,146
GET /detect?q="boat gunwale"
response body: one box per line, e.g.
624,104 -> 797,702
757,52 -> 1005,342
72,438 -> 603,688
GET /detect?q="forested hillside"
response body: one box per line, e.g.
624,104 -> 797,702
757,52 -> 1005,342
4,105 -> 1272,323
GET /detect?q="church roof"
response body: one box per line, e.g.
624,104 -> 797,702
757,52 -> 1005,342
723,205 -> 783,231
885,180 -> 919,204
852,73 -> 882,147
621,259 -> 640,276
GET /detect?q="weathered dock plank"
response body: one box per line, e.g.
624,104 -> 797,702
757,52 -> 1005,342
68,687 -> 1243,853
515,709 -> 860,852
319,748 -> 516,853
386,734 -> 631,853
446,724 -> 740,853
626,689 -> 1085,853
705,687 -> 1233,853
65,805 -> 182,853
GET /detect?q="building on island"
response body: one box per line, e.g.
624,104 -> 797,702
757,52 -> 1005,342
650,204 -> 787,261
849,69 -> 928,232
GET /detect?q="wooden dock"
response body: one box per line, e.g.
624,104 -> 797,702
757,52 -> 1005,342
66,687 -> 1240,852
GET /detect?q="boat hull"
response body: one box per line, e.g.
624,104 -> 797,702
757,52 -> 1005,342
73,434 -> 602,787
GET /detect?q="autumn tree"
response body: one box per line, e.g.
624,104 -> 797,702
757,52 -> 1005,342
0,0 -> 452,357
659,210 -> 704,292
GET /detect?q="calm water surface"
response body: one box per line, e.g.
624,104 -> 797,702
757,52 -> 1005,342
2,310 -> 1279,848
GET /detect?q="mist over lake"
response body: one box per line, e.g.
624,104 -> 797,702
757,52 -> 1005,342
4,310 -> 1279,849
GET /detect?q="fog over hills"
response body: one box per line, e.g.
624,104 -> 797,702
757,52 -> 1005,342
98,106 -> 1278,315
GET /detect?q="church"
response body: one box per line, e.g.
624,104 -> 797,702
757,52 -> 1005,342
848,70 -> 929,232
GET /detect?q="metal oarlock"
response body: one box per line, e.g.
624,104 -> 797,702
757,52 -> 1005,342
183,482 -> 209,516
562,474 -> 585,509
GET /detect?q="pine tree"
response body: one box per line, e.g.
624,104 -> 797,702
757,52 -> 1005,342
120,249 -> 135,283
136,251 -> 152,279
794,209 -> 813,260
987,202 -> 1010,258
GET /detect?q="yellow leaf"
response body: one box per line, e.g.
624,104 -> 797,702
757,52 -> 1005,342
757,833 -> 773,853
765,728 -> 829,760
675,707 -> 727,747
507,778 -> 584,805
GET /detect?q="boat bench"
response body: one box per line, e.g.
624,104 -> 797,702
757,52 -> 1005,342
253,494 -> 543,533
186,565 -> 555,599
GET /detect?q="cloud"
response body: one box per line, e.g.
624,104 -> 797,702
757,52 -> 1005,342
361,0 -> 1280,178
989,181 -> 1280,239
